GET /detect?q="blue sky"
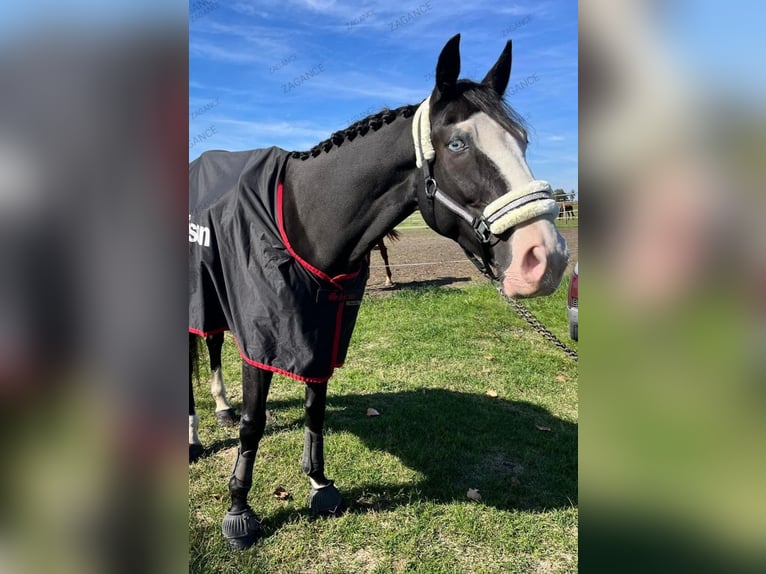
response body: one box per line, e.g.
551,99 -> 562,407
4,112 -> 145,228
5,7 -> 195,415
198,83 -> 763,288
189,0 -> 578,194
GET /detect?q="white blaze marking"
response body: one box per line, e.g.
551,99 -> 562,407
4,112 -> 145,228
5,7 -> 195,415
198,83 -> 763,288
455,111 -> 568,292
454,112 -> 534,192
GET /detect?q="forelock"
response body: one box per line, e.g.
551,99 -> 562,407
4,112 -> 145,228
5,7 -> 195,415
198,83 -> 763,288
432,81 -> 527,142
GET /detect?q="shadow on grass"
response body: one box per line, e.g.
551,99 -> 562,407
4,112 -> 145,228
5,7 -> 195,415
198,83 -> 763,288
201,437 -> 239,458
201,388 -> 576,536
367,276 -> 474,293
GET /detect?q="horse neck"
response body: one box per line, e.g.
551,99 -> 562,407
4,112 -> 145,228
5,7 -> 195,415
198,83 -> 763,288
282,117 -> 420,276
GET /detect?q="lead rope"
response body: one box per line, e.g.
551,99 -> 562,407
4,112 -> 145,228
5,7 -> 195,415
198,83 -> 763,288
491,280 -> 579,361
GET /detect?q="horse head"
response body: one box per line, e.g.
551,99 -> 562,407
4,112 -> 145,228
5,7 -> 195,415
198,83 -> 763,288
417,34 -> 569,298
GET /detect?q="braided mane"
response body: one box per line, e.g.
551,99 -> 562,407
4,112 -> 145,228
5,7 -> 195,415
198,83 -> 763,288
290,104 -> 418,160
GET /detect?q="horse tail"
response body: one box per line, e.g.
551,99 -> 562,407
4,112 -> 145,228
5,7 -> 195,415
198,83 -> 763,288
386,229 -> 401,242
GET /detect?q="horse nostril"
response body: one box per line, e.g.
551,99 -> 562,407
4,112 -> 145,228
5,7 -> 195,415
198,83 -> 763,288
521,245 -> 547,284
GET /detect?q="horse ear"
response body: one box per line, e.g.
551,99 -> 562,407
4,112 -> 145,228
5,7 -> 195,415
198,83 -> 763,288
434,34 -> 461,97
482,39 -> 512,96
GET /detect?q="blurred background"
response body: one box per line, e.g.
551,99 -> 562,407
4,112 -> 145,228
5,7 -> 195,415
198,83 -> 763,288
0,2 -> 188,574
580,0 -> 766,572
0,1 -> 764,572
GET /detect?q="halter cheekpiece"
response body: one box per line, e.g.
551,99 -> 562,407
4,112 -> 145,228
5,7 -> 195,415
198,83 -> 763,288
412,97 -> 558,280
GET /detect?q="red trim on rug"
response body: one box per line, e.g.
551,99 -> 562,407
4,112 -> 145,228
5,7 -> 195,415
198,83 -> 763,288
189,328 -> 332,383
188,326 -> 228,337
188,177 -> 364,384
276,180 -> 361,289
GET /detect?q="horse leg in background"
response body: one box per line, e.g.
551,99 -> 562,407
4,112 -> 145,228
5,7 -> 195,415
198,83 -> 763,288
222,363 -> 272,550
303,382 -> 344,515
206,333 -> 239,426
377,240 -> 394,286
189,334 -> 204,463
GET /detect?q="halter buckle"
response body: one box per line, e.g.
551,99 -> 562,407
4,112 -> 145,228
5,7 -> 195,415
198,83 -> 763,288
473,217 -> 492,244
424,177 -> 438,199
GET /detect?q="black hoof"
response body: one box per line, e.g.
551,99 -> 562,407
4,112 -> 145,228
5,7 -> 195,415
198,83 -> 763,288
215,408 -> 240,427
222,507 -> 263,550
189,443 -> 204,464
308,481 -> 344,516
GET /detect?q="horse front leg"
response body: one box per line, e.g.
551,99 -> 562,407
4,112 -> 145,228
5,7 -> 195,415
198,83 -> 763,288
189,334 -> 204,463
221,363 -> 272,550
303,382 -> 344,515
206,333 -> 239,426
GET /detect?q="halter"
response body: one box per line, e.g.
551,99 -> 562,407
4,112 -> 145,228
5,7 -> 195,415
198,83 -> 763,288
412,97 -> 558,280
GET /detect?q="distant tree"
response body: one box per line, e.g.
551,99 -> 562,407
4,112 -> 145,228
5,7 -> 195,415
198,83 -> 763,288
552,188 -> 567,202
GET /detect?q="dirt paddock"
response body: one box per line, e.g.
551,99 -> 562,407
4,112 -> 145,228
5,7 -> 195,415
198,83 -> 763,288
366,225 -> 578,294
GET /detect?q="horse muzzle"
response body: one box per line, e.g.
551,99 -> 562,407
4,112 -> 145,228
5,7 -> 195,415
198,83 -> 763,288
500,216 -> 569,298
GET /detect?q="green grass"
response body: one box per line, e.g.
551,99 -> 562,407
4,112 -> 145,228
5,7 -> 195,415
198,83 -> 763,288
190,283 -> 577,573
554,218 -> 579,229
396,211 -> 428,229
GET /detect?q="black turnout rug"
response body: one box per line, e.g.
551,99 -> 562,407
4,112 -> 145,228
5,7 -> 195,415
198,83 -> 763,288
188,147 -> 369,383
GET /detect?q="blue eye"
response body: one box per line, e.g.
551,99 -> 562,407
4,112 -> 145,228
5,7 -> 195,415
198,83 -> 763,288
447,139 -> 466,152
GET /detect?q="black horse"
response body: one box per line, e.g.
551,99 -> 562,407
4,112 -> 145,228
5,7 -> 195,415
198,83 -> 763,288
189,34 -> 568,550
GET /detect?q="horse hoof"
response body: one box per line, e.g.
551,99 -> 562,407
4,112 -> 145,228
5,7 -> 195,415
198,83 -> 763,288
222,507 -> 263,550
308,481 -> 344,516
215,408 -> 240,427
189,443 -> 204,463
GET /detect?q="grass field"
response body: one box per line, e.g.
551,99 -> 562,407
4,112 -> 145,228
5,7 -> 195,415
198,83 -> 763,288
190,282 -> 578,573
